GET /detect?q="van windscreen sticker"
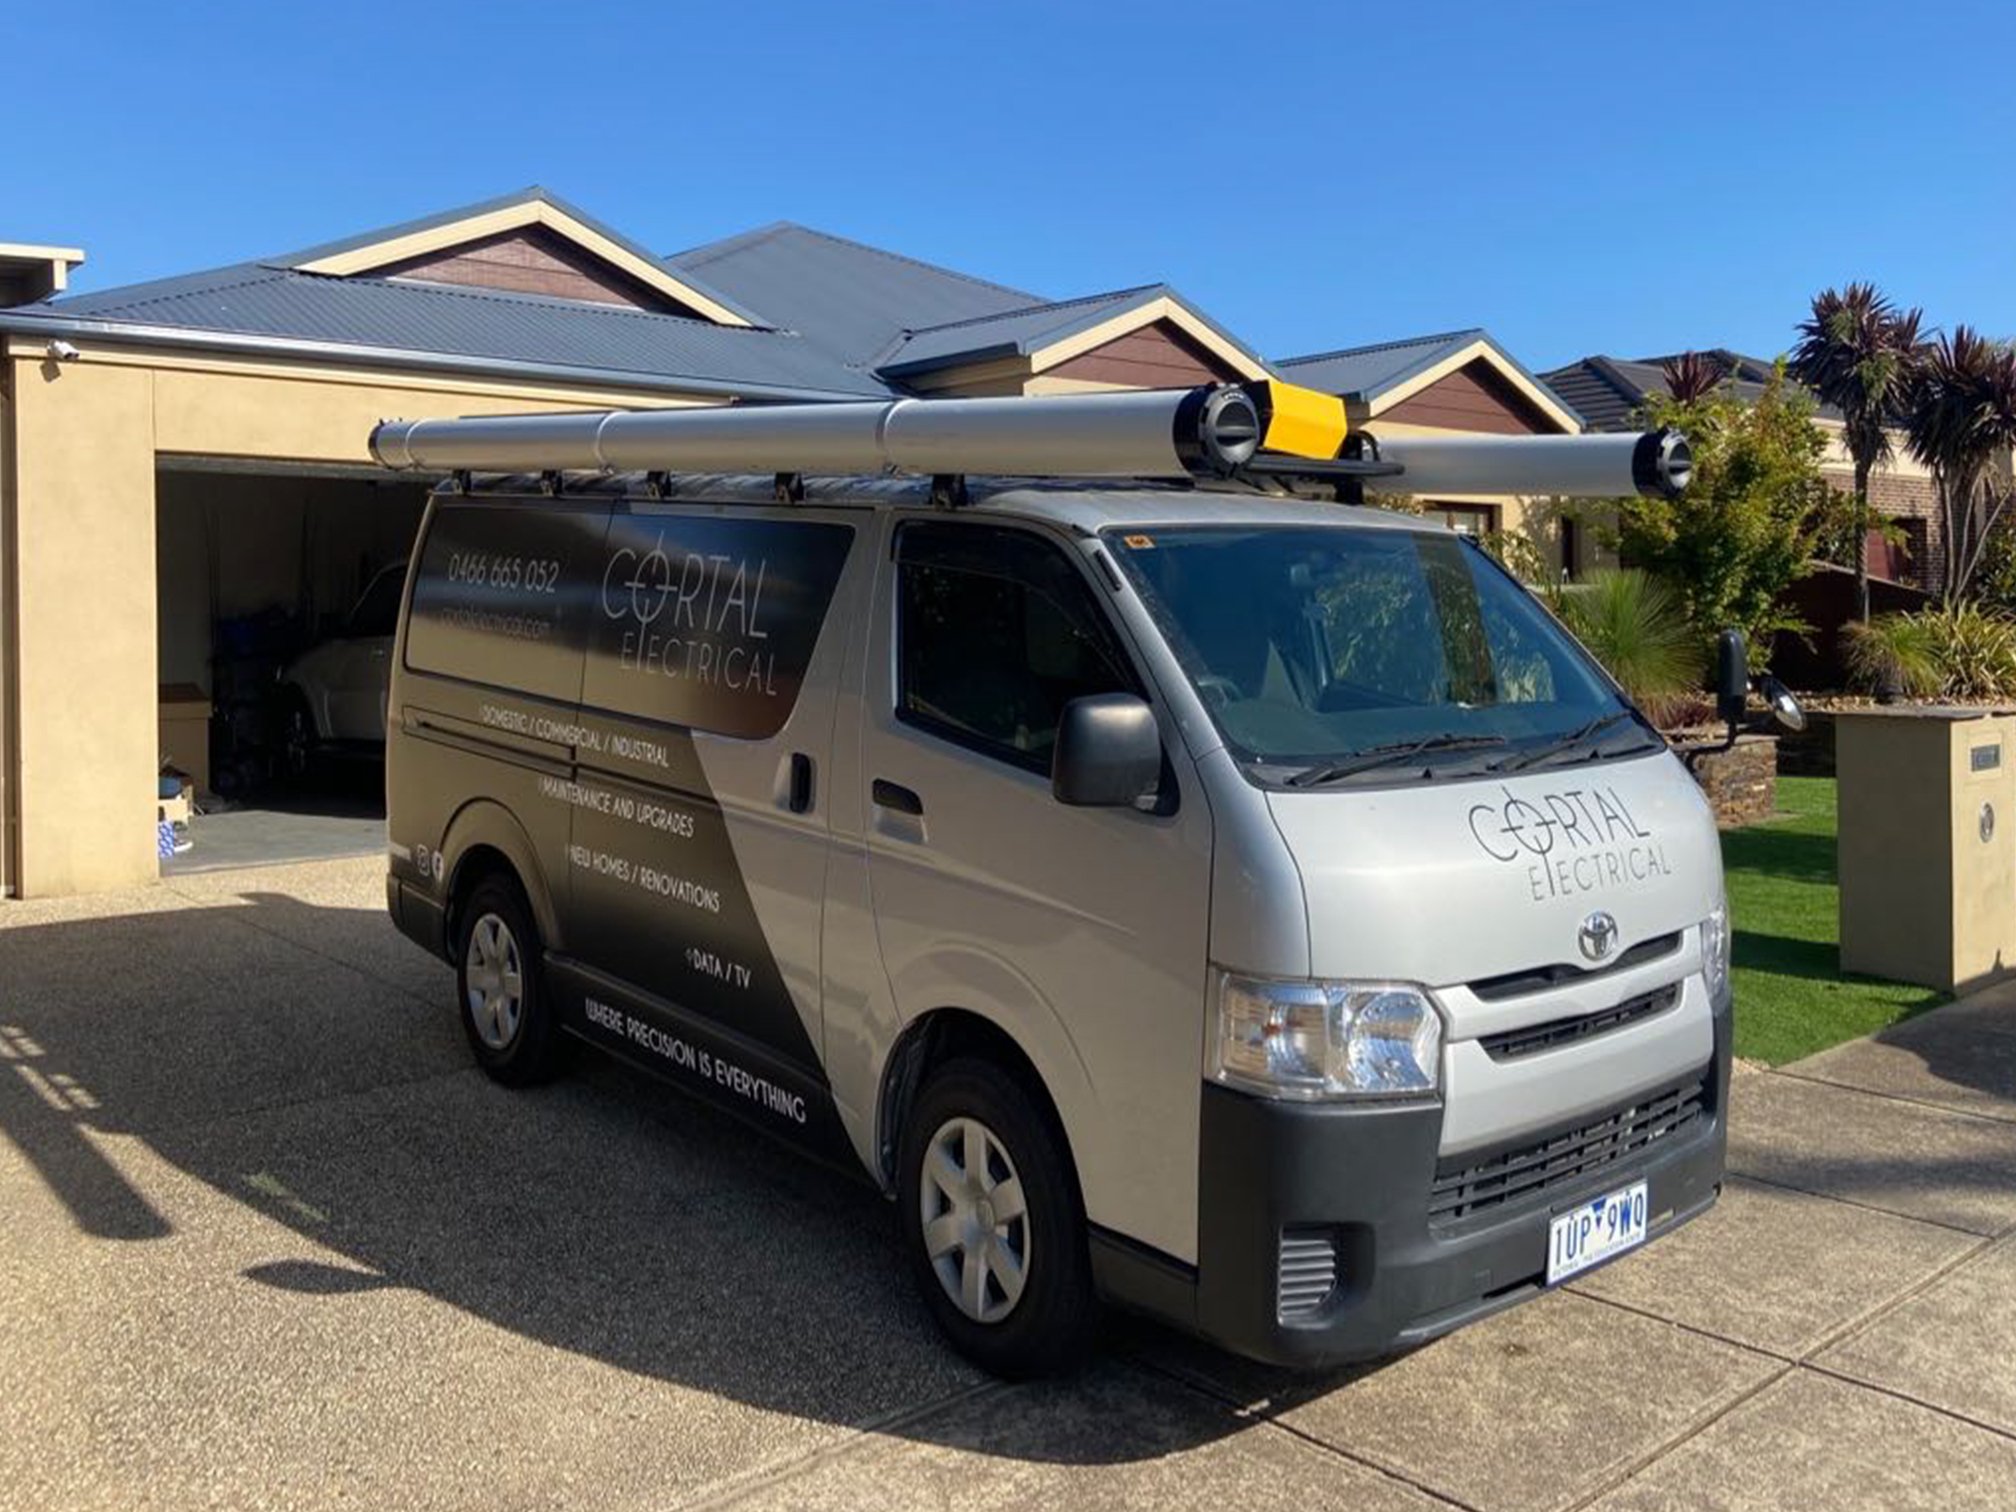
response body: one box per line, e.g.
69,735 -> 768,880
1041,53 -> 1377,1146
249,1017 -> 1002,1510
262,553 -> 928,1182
584,512 -> 853,739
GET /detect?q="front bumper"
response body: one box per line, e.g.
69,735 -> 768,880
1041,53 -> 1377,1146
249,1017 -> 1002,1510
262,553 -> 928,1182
1168,1005 -> 1731,1369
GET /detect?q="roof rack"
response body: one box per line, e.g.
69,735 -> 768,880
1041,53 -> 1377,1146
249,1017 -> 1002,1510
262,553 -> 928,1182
370,381 -> 1690,503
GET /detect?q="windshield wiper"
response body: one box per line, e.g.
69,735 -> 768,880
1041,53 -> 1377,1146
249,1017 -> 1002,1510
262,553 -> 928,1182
1287,732 -> 1509,787
1490,711 -> 1654,773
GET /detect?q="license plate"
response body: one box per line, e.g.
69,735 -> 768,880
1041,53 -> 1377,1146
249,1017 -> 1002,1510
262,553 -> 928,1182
1547,1180 -> 1648,1284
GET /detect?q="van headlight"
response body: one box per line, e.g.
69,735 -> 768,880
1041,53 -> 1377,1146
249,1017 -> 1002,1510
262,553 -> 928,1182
1701,902 -> 1732,1008
1211,974 -> 1443,1099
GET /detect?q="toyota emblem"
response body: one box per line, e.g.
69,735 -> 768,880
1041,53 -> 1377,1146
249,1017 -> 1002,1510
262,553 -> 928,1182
1578,910 -> 1619,962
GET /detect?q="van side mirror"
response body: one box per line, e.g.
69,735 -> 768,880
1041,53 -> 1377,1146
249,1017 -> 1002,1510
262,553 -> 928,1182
1714,629 -> 1748,728
1052,694 -> 1161,808
1759,674 -> 1806,733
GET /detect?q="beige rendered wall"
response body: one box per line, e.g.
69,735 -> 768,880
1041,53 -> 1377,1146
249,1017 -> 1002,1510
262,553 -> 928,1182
8,355 -> 160,895
3,336 -> 711,896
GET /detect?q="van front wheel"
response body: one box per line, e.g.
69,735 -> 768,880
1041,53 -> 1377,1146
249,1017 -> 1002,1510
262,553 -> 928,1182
899,1058 -> 1096,1377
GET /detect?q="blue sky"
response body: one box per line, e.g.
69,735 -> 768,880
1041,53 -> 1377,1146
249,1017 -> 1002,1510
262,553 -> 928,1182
5,1 -> 2011,371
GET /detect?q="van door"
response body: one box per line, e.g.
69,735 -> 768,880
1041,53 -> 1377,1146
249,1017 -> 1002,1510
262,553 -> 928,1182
551,500 -> 862,1157
862,519 -> 1212,1266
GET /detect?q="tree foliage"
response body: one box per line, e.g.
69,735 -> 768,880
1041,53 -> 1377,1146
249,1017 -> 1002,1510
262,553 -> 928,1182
1899,326 -> 2016,601
1610,363 -> 1831,669
1788,286 -> 1923,621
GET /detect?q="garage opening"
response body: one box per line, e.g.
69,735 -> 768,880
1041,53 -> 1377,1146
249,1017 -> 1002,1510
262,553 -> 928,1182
154,460 -> 433,873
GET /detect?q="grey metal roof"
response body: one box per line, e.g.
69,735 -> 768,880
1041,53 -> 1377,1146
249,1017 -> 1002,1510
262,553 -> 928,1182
1279,327 -> 1584,429
270,185 -> 767,326
1273,329 -> 1486,400
873,283 -> 1272,380
1538,350 -> 1820,431
875,286 -> 1158,373
666,221 -> 1042,367
21,264 -> 889,398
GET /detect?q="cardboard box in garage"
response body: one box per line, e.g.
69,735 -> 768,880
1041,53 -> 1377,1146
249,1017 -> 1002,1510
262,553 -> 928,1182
158,683 -> 212,797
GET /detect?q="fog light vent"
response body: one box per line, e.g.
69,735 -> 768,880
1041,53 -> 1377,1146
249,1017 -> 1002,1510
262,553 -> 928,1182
1277,1228 -> 1338,1321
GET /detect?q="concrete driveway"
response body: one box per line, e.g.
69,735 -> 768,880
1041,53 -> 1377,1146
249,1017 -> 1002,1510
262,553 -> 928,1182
4,857 -> 2015,1512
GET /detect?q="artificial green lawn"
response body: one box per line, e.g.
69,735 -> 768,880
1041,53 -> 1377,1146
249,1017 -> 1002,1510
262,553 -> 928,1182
1723,774 -> 1944,1065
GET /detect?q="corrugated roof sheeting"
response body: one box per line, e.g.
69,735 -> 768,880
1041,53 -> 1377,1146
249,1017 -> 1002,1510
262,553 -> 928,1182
668,222 -> 1041,366
1274,329 -> 1484,399
876,287 -> 1159,373
38,266 -> 887,395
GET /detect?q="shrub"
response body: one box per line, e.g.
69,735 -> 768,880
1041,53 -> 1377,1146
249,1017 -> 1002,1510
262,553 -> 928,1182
1613,364 -> 1832,671
1843,604 -> 2016,699
1842,613 -> 1942,697
1558,569 -> 1703,722
1927,602 -> 2016,699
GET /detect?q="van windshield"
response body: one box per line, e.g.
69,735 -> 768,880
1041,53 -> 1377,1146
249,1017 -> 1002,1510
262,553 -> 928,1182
1107,523 -> 1662,785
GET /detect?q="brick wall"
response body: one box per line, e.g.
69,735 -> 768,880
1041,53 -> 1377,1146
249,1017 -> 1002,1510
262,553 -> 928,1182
1675,734 -> 1778,827
1825,468 -> 1944,591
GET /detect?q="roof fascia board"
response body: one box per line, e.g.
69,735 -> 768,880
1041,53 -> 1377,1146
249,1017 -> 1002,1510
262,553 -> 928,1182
293,200 -> 757,328
1369,338 -> 1582,433
0,311 -> 881,403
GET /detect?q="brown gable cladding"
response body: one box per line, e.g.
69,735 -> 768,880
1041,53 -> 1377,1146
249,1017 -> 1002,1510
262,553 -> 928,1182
1379,358 -> 1562,435
1047,320 -> 1243,388
379,226 -> 686,314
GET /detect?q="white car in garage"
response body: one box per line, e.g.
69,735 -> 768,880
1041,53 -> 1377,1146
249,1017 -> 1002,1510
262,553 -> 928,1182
279,560 -> 407,772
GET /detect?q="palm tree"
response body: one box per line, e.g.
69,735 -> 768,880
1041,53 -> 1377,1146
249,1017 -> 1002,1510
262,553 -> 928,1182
1901,327 -> 2016,601
1789,285 -> 1923,619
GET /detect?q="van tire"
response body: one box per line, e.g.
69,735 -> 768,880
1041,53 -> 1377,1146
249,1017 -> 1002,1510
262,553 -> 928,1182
454,875 -> 566,1087
899,1057 -> 1096,1378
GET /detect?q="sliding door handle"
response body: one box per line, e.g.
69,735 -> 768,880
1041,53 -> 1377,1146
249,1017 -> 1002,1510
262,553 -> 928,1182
871,779 -> 923,816
787,753 -> 814,814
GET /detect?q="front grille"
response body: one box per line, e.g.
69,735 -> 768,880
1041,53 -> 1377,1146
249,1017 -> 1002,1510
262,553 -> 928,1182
1277,1229 -> 1338,1321
1469,931 -> 1683,1002
1479,983 -> 1681,1062
1428,1077 -> 1707,1226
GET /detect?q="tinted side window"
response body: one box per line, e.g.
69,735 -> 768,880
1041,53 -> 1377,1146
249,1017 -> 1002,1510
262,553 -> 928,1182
403,498 -> 612,703
582,509 -> 854,739
348,564 -> 408,639
897,524 -> 1137,773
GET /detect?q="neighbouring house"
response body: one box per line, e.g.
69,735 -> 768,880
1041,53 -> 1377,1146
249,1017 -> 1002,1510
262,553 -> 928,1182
1542,349 -> 1945,592
0,186 -> 1578,897
1275,330 -> 1591,577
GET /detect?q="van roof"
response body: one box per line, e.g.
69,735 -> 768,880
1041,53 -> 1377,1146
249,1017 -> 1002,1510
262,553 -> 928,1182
440,472 -> 1448,537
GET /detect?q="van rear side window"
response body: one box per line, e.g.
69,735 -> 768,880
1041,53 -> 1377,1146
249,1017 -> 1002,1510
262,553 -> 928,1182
404,498 -> 613,703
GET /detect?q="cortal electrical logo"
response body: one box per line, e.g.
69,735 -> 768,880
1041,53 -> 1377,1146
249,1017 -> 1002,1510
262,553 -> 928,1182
599,533 -> 779,694
1467,784 -> 1671,902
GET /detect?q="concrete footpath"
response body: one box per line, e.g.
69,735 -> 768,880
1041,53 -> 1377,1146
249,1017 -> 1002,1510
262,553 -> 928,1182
3,856 -> 2014,1511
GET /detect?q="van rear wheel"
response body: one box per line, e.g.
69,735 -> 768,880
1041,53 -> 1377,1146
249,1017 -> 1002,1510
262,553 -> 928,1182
454,875 -> 566,1086
899,1057 -> 1096,1377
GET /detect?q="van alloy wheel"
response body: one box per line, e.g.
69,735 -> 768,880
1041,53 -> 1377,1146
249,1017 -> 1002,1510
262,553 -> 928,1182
464,912 -> 524,1051
919,1115 -> 1030,1324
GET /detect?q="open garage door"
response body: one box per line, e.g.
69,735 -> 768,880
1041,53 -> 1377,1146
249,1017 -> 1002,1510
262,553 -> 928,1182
154,460 -> 432,873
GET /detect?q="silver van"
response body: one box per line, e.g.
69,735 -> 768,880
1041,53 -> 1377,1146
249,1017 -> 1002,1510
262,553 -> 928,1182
375,383 -> 1735,1377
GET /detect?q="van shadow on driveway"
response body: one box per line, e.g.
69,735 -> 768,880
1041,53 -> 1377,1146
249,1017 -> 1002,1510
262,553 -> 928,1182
0,884 -> 1360,1469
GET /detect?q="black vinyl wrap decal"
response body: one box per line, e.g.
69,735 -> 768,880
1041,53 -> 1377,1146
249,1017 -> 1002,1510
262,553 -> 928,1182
406,495 -> 854,1147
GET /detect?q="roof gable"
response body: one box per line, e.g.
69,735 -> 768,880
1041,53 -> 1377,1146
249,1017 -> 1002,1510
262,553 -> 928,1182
875,285 -> 1268,385
279,188 -> 758,326
1280,329 -> 1580,433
